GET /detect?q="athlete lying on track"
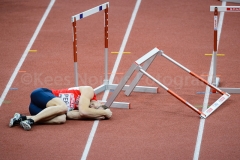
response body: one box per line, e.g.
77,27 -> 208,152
9,86 -> 112,131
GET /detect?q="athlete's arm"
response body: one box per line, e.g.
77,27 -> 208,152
77,86 -> 111,119
66,110 -> 106,120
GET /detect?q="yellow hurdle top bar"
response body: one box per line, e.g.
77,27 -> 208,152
210,6 -> 240,12
71,2 -> 109,22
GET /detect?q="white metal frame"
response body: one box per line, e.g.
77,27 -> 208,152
210,6 -> 240,94
105,48 -> 231,118
71,2 -> 158,108
219,0 -> 240,4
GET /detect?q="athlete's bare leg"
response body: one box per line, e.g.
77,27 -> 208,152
35,114 -> 66,124
27,97 -> 67,123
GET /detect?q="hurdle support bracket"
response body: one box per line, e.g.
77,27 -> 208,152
105,47 -> 231,118
71,2 -> 158,109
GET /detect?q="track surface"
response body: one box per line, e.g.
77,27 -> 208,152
0,0 -> 240,160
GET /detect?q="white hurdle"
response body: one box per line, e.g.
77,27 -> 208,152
71,2 -> 158,108
219,0 -> 240,3
210,6 -> 240,93
105,48 -> 231,118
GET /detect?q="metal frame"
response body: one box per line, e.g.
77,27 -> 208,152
210,6 -> 240,93
71,2 -> 158,108
105,48 -> 231,118
218,1 -> 240,4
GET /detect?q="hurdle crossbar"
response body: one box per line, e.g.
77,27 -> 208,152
210,6 -> 240,12
219,0 -> 240,4
71,3 -> 109,21
210,6 -> 240,94
105,48 -> 231,118
71,2 -> 109,87
71,3 -> 158,109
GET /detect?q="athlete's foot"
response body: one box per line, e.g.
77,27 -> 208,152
20,119 -> 34,131
9,113 -> 26,127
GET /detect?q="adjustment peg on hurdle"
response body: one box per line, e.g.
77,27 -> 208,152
19,70 -> 26,73
195,105 -> 211,108
107,72 -> 124,75
9,88 -> 18,90
29,50 -> 37,52
111,52 -> 131,54
204,53 -> 225,56
3,100 -> 11,104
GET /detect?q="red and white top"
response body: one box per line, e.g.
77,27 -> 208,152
51,87 -> 97,111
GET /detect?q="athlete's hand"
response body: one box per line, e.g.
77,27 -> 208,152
105,109 -> 112,119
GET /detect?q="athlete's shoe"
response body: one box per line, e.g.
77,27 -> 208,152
20,119 -> 34,131
9,113 -> 26,127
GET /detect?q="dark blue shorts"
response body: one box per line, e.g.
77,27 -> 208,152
29,88 -> 56,115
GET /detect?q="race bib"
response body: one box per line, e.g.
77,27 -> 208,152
59,93 -> 75,111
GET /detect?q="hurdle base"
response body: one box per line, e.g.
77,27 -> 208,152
94,85 -> 130,109
110,101 -> 130,109
213,77 -> 240,94
94,83 -> 158,109
94,84 -> 158,94
201,93 -> 231,119
220,0 -> 240,3
100,100 -> 130,109
108,84 -> 158,93
219,88 -> 240,94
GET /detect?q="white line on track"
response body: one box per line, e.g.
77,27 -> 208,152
0,0 -> 55,107
80,1 -> 142,160
193,1 -> 226,160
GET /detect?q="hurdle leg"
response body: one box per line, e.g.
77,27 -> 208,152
189,71 -> 230,117
212,7 -> 220,91
210,5 -> 240,94
105,63 -> 138,108
72,17 -> 78,87
161,52 -> 225,95
103,4 -> 109,85
125,52 -> 159,96
138,66 -> 205,117
160,51 -> 230,118
71,2 -> 110,88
